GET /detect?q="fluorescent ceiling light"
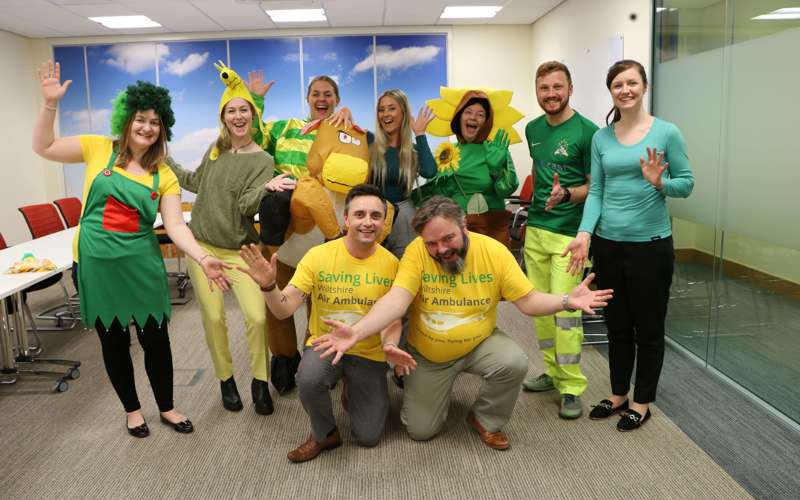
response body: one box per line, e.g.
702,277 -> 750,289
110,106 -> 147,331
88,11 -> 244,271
656,7 -> 666,12
266,8 -> 326,23
752,7 -> 800,20
440,6 -> 503,19
88,15 -> 161,29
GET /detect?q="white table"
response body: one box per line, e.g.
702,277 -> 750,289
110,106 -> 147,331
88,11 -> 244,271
0,228 -> 79,390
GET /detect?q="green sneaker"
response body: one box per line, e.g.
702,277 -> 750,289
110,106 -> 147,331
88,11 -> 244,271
522,373 -> 555,392
559,394 -> 583,419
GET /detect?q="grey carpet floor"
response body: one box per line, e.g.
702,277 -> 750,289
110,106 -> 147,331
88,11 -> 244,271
0,277 -> 751,499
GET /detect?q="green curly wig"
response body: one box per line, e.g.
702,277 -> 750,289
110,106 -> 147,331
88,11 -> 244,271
110,81 -> 175,141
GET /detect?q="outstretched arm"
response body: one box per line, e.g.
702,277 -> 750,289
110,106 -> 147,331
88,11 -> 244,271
513,273 -> 612,316
32,60 -> 82,163
237,243 -> 306,319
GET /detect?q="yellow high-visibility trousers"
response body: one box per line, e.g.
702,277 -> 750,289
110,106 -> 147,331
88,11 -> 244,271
523,226 -> 587,396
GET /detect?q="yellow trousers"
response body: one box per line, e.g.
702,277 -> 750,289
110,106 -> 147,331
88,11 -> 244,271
523,226 -> 587,395
187,241 -> 268,382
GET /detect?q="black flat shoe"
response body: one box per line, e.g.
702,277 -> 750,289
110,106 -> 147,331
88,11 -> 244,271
127,421 -> 150,438
221,377 -> 243,411
160,415 -> 194,434
588,399 -> 629,419
271,351 -> 301,395
617,408 -> 651,432
252,379 -> 274,415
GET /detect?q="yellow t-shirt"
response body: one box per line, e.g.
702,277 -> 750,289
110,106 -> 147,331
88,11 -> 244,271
290,238 -> 399,362
394,232 -> 534,363
72,135 -> 181,261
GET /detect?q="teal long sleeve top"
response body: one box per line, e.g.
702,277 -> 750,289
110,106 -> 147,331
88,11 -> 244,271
578,118 -> 694,242
369,135 -> 438,204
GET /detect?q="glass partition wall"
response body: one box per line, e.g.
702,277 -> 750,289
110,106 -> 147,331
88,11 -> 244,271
654,0 -> 800,423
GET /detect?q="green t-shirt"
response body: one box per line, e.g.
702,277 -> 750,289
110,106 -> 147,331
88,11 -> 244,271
525,111 -> 598,236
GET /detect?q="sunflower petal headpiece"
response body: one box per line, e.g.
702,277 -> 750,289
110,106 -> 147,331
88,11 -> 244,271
425,86 -> 524,144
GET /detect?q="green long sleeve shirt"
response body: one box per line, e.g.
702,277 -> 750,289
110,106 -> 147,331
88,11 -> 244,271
167,147 -> 274,249
578,118 -> 694,241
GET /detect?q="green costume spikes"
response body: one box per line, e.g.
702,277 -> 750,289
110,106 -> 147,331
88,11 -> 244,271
110,80 -> 175,141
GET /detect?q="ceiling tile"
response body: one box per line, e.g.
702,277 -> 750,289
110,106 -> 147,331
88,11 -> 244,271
324,0 -> 383,27
190,0 -> 277,30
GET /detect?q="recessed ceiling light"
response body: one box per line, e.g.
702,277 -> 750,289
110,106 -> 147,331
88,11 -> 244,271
440,6 -> 503,19
265,8 -> 327,23
88,15 -> 161,29
752,7 -> 800,20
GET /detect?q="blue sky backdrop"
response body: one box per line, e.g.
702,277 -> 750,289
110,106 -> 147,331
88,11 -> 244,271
229,38 -> 303,123
56,34 -> 447,198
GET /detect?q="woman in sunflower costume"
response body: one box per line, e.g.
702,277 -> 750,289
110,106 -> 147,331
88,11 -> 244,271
419,88 -> 522,246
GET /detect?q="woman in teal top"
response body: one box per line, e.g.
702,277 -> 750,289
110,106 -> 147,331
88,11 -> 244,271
368,89 -> 437,258
565,60 -> 694,431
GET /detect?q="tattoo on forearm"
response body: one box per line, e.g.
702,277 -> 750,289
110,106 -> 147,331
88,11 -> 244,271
280,294 -> 287,303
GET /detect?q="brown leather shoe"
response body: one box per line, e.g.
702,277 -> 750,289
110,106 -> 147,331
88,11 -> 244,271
466,411 -> 510,450
287,429 -> 342,463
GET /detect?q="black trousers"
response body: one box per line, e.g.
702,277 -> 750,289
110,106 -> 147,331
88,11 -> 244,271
75,261 -> 174,413
591,235 -> 674,404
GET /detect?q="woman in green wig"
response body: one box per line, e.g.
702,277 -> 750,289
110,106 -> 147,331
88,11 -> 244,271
32,60 -> 230,438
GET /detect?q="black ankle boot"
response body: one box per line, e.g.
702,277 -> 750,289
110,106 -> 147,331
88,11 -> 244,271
271,351 -> 302,395
252,379 -> 274,415
220,377 -> 243,411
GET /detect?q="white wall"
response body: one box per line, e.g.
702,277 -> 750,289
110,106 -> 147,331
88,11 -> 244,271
530,0 -> 653,123
0,30 -> 60,245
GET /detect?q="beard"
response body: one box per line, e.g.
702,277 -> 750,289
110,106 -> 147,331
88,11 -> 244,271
539,96 -> 569,116
434,231 -> 469,275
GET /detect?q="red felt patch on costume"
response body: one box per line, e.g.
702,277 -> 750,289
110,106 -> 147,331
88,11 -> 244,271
102,195 -> 139,233
151,192 -> 158,200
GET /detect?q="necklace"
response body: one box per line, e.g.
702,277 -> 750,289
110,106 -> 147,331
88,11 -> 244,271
232,140 -> 254,154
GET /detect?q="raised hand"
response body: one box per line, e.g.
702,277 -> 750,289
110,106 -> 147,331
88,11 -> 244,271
640,146 -> 667,190
491,128 -> 510,150
246,69 -> 275,97
199,255 -> 233,292
265,172 -> 297,192
562,231 -> 590,275
313,319 -> 359,365
237,243 -> 277,288
566,273 -> 613,314
38,60 -> 72,104
485,128 -> 511,169
411,106 -> 434,136
384,344 -> 417,376
545,172 -> 567,211
327,107 -> 353,129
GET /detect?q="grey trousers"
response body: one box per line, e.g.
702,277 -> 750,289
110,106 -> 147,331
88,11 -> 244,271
385,199 -> 417,259
401,329 -> 528,440
297,347 -> 390,446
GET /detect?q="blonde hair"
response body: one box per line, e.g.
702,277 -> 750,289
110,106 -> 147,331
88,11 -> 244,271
369,90 -> 418,197
114,112 -> 168,172
214,99 -> 256,155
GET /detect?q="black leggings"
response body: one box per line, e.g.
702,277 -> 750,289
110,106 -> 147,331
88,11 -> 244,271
94,316 -> 175,413
591,235 -> 674,404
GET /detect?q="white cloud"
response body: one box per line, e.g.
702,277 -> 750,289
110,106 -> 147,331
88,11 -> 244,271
64,108 -> 111,131
283,52 -> 309,63
168,127 -> 219,157
163,51 -> 209,77
104,43 -> 169,74
323,52 -> 338,61
353,45 -> 442,75
172,88 -> 186,103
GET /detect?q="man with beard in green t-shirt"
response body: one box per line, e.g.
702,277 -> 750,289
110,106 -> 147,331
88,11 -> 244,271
522,61 -> 598,419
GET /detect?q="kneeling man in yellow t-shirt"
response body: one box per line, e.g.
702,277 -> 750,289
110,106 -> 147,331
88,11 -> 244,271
239,184 -> 416,463
314,196 -> 612,450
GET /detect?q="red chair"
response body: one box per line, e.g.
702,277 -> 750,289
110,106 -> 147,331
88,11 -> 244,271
53,197 -> 82,228
17,204 -> 78,330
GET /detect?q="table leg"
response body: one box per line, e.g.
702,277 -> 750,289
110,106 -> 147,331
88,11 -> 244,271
0,297 -> 19,383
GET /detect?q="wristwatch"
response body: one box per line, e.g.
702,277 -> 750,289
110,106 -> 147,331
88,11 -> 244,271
562,294 -> 576,312
561,186 -> 571,203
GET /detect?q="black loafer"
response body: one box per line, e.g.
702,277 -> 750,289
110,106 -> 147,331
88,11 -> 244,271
252,379 -> 274,415
617,408 -> 651,432
271,351 -> 301,395
160,415 -> 194,434
127,421 -> 150,438
221,377 -> 243,411
588,399 -> 629,419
